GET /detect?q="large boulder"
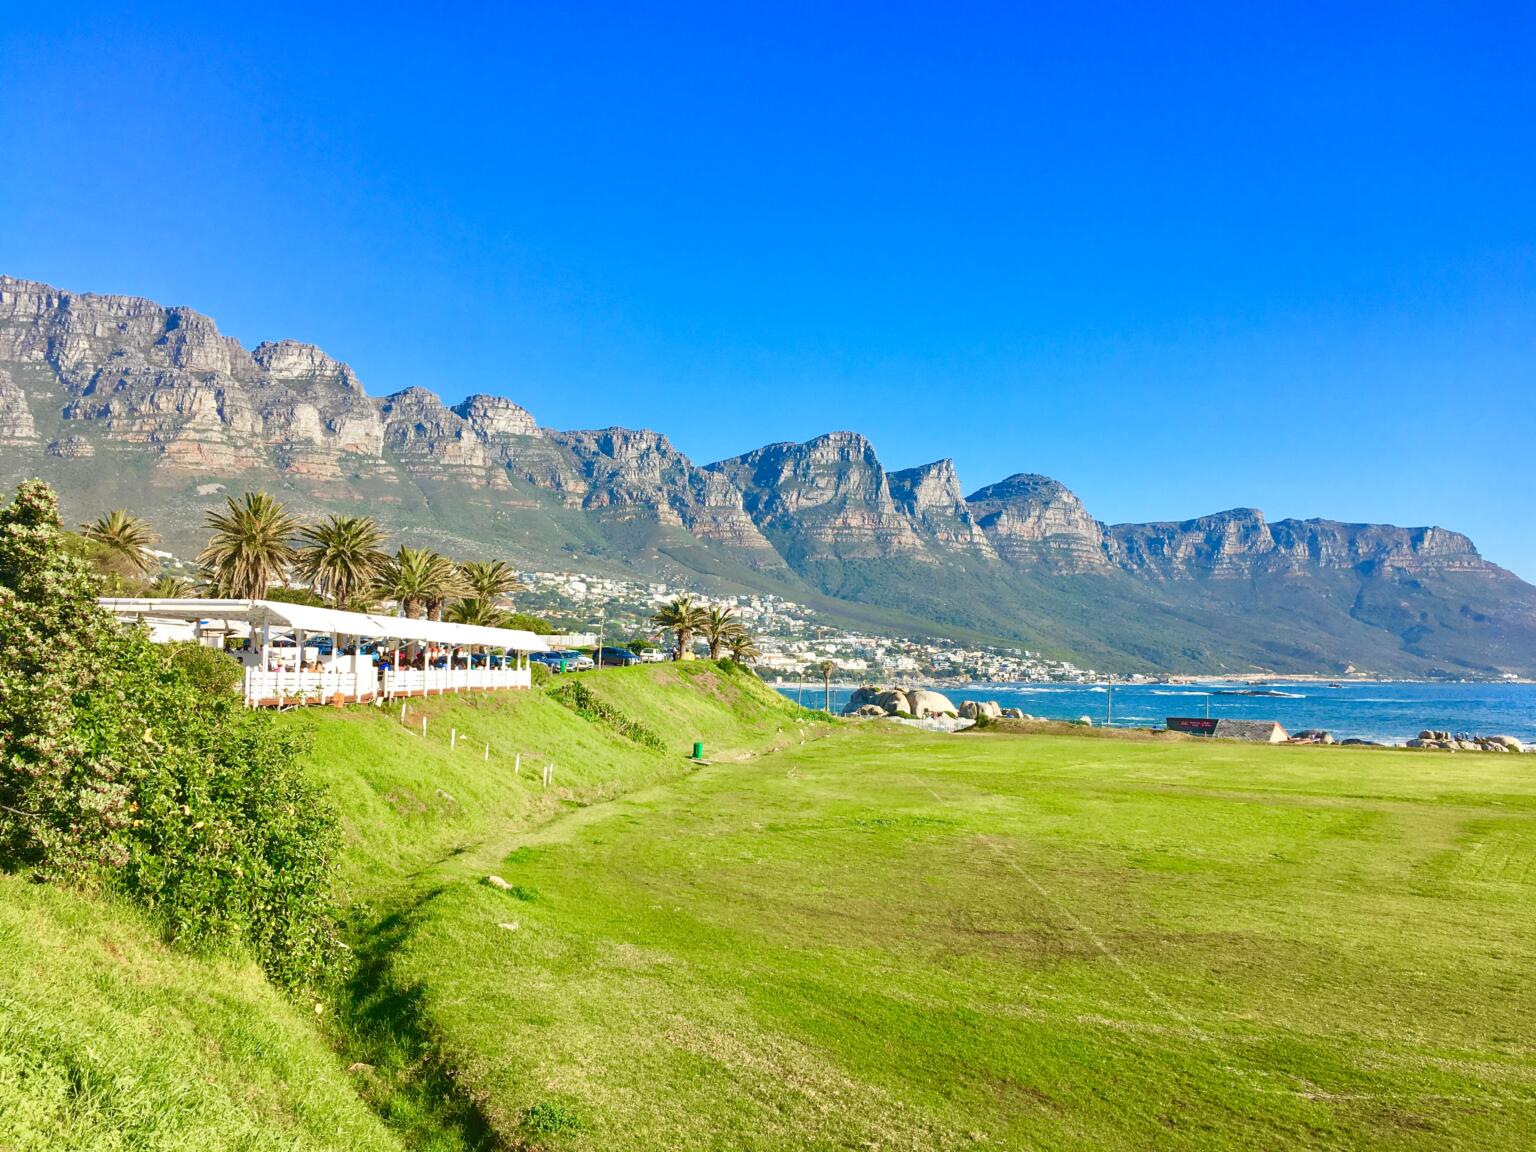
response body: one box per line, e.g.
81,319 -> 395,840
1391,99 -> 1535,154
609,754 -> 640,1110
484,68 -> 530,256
874,689 -> 913,715
852,704 -> 887,718
842,686 -> 885,714
959,700 -> 1003,720
1000,707 -> 1025,720
907,689 -> 957,718
1488,735 -> 1524,752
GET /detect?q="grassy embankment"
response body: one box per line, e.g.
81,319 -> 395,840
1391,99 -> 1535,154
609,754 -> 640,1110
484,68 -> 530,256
7,664 -> 1536,1150
380,716 -> 1536,1150
0,876 -> 402,1151
0,661 -> 817,1151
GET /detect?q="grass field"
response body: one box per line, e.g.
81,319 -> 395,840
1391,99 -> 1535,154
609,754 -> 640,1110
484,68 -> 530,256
380,718 -> 1536,1150
0,876 -> 403,1152
5,665 -> 1535,1150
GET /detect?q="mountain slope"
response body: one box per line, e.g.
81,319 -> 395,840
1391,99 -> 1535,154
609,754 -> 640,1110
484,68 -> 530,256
3,274 -> 1533,676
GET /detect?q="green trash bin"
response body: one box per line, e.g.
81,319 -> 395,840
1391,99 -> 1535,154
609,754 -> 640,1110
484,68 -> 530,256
692,741 -> 704,760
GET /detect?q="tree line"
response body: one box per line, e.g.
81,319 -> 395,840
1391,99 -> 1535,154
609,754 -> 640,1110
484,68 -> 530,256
80,491 -> 766,663
652,594 -> 760,664
79,491 -> 547,631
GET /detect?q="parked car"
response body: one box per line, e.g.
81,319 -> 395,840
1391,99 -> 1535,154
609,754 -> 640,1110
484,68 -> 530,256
595,646 -> 642,667
636,647 -> 667,663
558,650 -> 595,671
531,651 -> 572,672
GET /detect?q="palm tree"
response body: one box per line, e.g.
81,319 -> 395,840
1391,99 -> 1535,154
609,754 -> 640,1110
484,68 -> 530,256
701,605 -> 742,660
377,547 -> 466,619
377,547 -> 435,618
294,514 -> 389,609
423,553 -> 468,621
446,598 -> 507,627
459,559 -> 522,604
818,659 -> 836,713
196,491 -> 300,599
81,509 -> 157,576
146,573 -> 193,598
726,632 -> 760,665
652,595 -> 707,660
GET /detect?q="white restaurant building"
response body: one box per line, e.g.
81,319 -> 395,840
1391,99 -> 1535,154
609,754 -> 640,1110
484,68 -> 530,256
99,598 -> 550,708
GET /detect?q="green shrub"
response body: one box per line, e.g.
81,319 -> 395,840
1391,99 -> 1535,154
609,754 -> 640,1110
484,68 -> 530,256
165,641 -> 243,697
505,611 -> 554,635
522,1100 -> 583,1135
529,661 -> 552,687
547,680 -> 666,750
0,481 -> 339,989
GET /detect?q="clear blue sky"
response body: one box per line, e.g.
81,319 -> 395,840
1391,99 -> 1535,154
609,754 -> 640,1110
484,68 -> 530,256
3,3 -> 1533,577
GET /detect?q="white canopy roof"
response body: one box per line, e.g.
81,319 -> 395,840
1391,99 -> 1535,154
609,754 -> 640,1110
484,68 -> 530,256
99,598 -> 551,652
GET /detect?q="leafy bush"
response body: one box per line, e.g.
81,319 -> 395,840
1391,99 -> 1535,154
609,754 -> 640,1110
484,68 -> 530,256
528,661 -> 552,687
547,680 -> 666,750
522,1100 -> 583,1135
262,585 -> 326,607
0,481 -> 339,989
165,641 -> 243,697
504,611 -> 554,635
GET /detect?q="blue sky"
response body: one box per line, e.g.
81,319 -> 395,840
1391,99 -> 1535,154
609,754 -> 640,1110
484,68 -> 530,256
3,3 -> 1533,577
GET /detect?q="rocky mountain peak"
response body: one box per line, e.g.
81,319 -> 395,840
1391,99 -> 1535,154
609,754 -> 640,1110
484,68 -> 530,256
451,393 -> 539,439
888,459 -> 963,512
965,473 -> 1109,572
251,340 -> 364,393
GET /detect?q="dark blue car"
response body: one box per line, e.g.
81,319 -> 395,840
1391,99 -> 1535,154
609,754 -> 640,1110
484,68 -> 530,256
595,646 -> 642,667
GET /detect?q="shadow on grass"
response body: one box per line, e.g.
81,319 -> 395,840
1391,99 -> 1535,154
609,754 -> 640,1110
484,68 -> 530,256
335,891 -> 500,1152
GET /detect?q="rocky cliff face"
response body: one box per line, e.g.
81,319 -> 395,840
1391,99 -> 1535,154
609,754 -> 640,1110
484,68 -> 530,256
3,273 -> 1528,674
1106,510 -> 1490,580
887,459 -> 995,556
0,276 -> 767,539
965,474 -> 1111,573
707,432 -> 928,560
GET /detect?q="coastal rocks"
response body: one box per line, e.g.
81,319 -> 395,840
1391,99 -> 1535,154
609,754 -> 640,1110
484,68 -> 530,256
1075,716 -> 1094,727
1000,708 -> 1026,719
1407,731 -> 1527,752
1292,729 -> 1335,745
907,689 -> 958,718
852,704 -> 887,718
959,700 -> 1003,721
840,685 -> 955,719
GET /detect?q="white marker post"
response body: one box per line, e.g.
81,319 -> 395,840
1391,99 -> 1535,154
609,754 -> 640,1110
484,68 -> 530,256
483,742 -> 490,762
514,752 -> 521,776
451,728 -> 457,751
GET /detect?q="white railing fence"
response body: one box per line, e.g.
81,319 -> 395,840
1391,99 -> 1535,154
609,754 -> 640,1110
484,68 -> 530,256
246,663 -> 531,707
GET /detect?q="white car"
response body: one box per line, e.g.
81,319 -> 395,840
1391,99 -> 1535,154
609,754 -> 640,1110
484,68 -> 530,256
637,647 -> 667,663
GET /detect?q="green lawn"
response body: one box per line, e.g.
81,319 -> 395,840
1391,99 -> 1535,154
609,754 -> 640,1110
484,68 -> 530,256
380,720 -> 1536,1150
6,665 -> 1534,1150
0,876 -> 402,1152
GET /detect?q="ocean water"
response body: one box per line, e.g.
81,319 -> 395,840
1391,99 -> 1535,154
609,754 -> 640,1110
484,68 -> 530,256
775,680 -> 1536,743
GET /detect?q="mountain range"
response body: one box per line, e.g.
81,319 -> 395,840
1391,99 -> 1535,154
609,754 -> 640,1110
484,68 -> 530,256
3,274 -> 1533,676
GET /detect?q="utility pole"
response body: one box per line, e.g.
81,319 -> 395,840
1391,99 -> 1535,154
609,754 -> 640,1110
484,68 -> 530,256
595,610 -> 605,666
1106,683 -> 1113,728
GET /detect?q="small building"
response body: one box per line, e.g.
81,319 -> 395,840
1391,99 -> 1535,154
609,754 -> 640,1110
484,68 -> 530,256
100,597 -> 549,708
1167,717 -> 1288,743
